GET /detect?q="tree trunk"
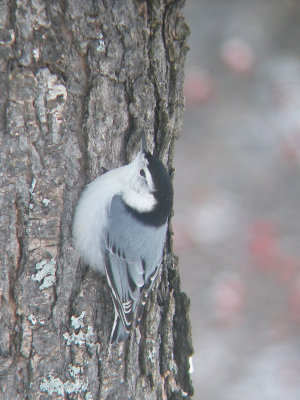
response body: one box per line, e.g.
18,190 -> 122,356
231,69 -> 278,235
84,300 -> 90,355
0,1 -> 192,399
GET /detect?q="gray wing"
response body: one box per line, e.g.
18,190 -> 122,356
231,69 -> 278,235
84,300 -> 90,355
103,195 -> 167,341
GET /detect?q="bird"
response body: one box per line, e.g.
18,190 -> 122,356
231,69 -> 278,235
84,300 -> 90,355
72,133 -> 173,342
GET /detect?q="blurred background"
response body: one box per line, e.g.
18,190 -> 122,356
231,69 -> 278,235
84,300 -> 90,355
173,0 -> 300,398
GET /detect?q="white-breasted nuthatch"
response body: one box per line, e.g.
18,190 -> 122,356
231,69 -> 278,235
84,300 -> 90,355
72,134 -> 173,342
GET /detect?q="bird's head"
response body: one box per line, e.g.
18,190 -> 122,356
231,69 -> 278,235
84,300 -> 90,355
122,133 -> 173,225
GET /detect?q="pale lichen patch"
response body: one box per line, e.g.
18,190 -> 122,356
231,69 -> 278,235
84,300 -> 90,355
28,314 -> 45,326
28,314 -> 38,325
71,311 -> 85,329
42,197 -> 50,206
32,46 -> 40,61
35,68 -> 68,143
40,365 -> 90,396
96,32 -> 105,52
29,177 -> 37,196
31,258 -> 56,290
63,325 -> 95,348
40,375 -> 64,396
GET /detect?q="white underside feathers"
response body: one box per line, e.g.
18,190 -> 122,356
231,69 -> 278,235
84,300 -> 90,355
72,165 -> 129,273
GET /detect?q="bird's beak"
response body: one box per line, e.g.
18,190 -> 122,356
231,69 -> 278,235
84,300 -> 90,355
141,132 -> 148,153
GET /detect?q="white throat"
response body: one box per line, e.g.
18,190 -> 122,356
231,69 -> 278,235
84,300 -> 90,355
123,190 -> 156,213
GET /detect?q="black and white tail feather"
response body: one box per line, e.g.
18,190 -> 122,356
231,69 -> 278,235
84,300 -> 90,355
72,133 -> 173,343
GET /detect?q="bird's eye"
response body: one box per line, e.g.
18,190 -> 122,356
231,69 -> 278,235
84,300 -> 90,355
139,169 -> 146,177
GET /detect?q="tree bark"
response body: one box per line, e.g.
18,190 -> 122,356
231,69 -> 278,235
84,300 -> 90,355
0,1 -> 192,399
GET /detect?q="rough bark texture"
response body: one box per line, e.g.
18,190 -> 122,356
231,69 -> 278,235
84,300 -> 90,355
0,1 -> 192,399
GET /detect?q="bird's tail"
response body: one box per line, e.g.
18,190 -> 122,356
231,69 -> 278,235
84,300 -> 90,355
110,314 -> 129,343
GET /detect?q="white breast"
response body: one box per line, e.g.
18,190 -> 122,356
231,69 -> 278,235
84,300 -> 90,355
72,165 -> 130,273
122,189 -> 156,213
